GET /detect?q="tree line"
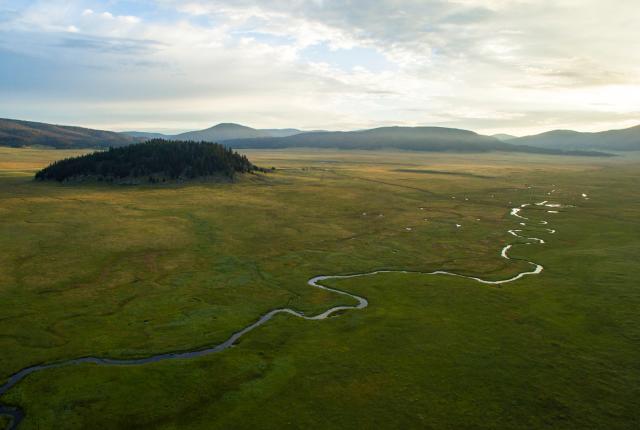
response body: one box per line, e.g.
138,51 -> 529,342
35,139 -> 266,182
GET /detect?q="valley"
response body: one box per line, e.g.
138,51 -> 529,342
1,149 -> 638,429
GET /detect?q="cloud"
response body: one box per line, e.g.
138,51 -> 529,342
0,0 -> 638,134
55,35 -> 163,55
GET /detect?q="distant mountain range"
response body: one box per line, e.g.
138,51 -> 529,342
3,117 -> 638,155
122,123 -> 304,142
509,125 -> 640,151
222,127 -> 610,156
0,120 -> 305,149
0,118 -> 135,149
120,131 -> 170,140
492,133 -> 518,141
226,127 -> 504,151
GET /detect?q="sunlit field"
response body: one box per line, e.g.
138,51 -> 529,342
1,148 -> 639,429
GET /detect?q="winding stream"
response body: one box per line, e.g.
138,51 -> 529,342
1,201 -> 559,429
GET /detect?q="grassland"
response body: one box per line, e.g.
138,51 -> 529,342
1,147 -> 639,429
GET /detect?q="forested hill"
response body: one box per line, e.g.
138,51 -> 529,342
0,118 -> 135,149
223,126 -> 613,156
510,125 -> 640,151
226,127 -> 502,151
35,140 -> 262,182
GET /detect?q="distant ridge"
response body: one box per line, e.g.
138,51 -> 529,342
226,126 -> 502,151
492,133 -> 518,141
0,118 -> 135,149
0,118 -> 619,156
123,124 -> 305,141
261,128 -> 305,138
121,131 -> 171,139
224,126 -> 612,156
510,124 -> 640,151
173,123 -> 272,142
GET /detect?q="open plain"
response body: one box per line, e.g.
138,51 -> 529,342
1,148 -> 639,429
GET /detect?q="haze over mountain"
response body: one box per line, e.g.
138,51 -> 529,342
122,124 -> 305,142
510,125 -> 640,151
224,127 -> 610,156
121,131 -> 171,140
0,117 -> 625,156
0,118 -> 135,149
172,123 -> 272,142
492,134 -> 518,141
260,129 -> 307,138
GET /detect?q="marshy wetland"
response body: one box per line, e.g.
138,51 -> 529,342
1,148 -> 639,429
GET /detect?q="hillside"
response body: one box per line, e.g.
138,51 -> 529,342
123,125 -> 304,141
224,126 -> 611,156
173,123 -> 273,142
0,118 -> 136,149
492,133 -> 518,141
261,128 -> 304,137
35,140 -> 262,182
1,118 -> 624,155
511,125 -> 640,151
121,131 -> 170,139
226,127 -> 505,150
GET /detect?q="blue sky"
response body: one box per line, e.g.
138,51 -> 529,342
0,0 -> 638,135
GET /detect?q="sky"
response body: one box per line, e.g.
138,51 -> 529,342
0,0 -> 639,135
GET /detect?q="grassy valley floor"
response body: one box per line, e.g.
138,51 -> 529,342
1,148 -> 639,429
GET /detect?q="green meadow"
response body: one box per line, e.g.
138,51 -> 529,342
1,147 -> 639,429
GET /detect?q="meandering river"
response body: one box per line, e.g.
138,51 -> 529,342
0,200 -> 560,429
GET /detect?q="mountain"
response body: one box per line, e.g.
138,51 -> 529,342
510,125 -> 640,151
224,126 -> 611,156
173,123 -> 273,142
227,127 -> 502,150
261,128 -> 304,137
0,118 -> 136,149
122,125 -> 305,141
0,118 -> 617,156
492,133 -> 518,141
121,131 -> 171,139
35,139 -> 264,182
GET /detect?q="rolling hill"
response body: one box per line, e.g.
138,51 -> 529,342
120,131 -> 171,139
0,118 -> 136,149
172,123 -> 272,142
123,124 -> 305,141
492,133 -> 518,141
261,128 -> 305,138
0,118 -> 618,156
224,126 -> 611,156
510,125 -> 640,151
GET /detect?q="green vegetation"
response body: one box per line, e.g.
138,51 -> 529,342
226,127 -> 613,156
511,124 -> 640,151
1,148 -> 639,429
0,118 -> 135,149
173,123 -> 274,141
3,116 -> 621,155
35,140 -> 261,182
125,122 -> 304,141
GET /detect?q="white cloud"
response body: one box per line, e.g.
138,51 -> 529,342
119,15 -> 140,24
0,0 -> 638,134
